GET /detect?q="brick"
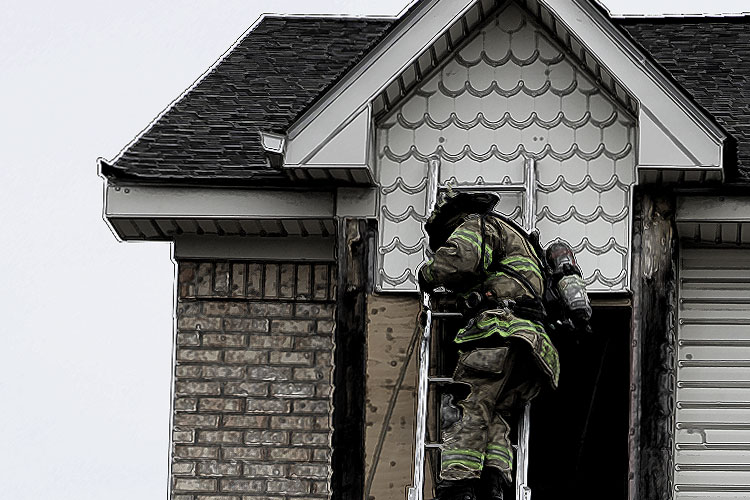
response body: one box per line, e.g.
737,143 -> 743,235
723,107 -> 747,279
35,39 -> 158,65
292,368 -> 326,381
270,416 -> 314,430
292,400 -> 329,414
203,301 -> 247,316
316,320 -> 335,334
267,447 -> 311,461
247,335 -> 293,349
224,350 -> 267,364
173,495 -> 194,500
311,480 -> 330,495
176,366 -> 203,378
174,398 -> 198,412
177,332 -> 200,346
174,414 -> 219,428
248,366 -> 292,381
246,263 -> 263,298
244,463 -> 285,478
220,479 -> 265,493
177,349 -> 222,363
177,301 -> 201,317
268,351 -> 313,365
199,398 -> 243,412
196,263 -> 213,296
244,430 -> 289,445
271,382 -> 315,398
313,416 -> 330,430
172,461 -> 196,476
197,496 -> 239,500
230,263 -> 246,297
267,479 -> 310,494
295,303 -> 335,319
315,383 -> 332,398
223,318 -> 269,333
173,430 -> 195,443
202,366 -> 245,379
176,381 -> 221,396
294,336 -> 333,350
197,461 -> 242,476
246,398 -> 291,414
264,263 -> 279,298
312,448 -> 331,462
279,263 -> 295,298
289,464 -> 328,479
223,381 -> 269,396
313,265 -> 331,299
174,478 -> 217,492
202,333 -> 246,348
296,264 -> 311,299
174,446 -> 219,459
315,351 -> 332,367
198,430 -> 243,444
222,415 -> 269,428
222,447 -> 263,460
178,316 -> 222,331
247,302 -> 294,317
214,262 -> 230,294
291,432 -> 329,446
270,319 -> 315,334
179,263 -> 197,297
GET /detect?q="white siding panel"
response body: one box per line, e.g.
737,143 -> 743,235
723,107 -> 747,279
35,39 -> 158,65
375,2 -> 636,291
675,247 -> 750,498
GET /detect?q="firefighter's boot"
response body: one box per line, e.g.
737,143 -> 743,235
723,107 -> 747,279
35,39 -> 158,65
434,479 -> 478,500
480,467 -> 511,500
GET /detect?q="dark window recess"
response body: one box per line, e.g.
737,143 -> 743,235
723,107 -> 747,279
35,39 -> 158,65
529,306 -> 631,499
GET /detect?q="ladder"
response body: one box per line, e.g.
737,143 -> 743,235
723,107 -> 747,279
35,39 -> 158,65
407,157 -> 537,500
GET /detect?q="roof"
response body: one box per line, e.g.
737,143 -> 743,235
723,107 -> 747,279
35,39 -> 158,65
101,16 -> 395,184
102,8 -> 750,184
616,16 -> 750,180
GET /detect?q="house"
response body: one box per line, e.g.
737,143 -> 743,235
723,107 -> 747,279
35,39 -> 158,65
99,0 -> 750,499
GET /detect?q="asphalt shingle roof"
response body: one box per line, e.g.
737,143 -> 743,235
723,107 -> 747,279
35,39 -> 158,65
616,16 -> 750,180
103,11 -> 750,184
101,16 -> 395,184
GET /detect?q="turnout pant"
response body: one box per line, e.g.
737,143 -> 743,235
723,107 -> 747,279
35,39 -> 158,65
440,340 -> 542,484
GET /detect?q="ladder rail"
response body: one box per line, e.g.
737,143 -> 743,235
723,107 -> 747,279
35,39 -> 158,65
408,157 -> 538,500
407,293 -> 433,500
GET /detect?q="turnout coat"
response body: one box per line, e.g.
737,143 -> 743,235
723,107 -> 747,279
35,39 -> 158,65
419,214 -> 560,388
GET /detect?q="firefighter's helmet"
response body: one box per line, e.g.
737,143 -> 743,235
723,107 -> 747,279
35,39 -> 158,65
424,191 -> 500,252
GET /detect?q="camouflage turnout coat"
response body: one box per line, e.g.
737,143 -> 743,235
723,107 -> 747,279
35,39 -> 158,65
419,214 -> 560,388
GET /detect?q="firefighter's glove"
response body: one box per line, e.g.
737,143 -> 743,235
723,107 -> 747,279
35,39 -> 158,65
417,307 -> 429,328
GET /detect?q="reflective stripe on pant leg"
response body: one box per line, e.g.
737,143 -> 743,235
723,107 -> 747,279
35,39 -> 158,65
441,448 -> 484,471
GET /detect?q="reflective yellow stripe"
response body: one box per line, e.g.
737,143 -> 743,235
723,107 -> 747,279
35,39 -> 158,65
485,454 -> 512,467
500,255 -> 542,280
453,229 -> 492,269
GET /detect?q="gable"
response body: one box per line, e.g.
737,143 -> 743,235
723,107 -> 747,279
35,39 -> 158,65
286,0 -> 725,183
376,1 -> 635,292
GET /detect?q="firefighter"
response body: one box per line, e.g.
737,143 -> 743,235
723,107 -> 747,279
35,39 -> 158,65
418,191 -> 590,500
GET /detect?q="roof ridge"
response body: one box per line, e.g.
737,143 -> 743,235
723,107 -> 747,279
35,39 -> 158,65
614,13 -> 750,22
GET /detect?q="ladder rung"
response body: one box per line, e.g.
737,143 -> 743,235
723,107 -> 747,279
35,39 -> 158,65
428,377 -> 455,384
425,443 -> 442,450
431,312 -> 463,319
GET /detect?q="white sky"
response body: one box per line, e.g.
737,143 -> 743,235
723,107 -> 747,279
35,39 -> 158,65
1,1 -> 747,498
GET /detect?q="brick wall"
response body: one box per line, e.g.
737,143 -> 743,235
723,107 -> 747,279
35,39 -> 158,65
172,260 -> 336,500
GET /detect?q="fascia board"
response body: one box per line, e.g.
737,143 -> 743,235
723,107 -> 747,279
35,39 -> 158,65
105,184 -> 334,219
545,0 -> 725,168
174,235 -> 335,261
284,0 -> 475,166
677,196 -> 750,223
